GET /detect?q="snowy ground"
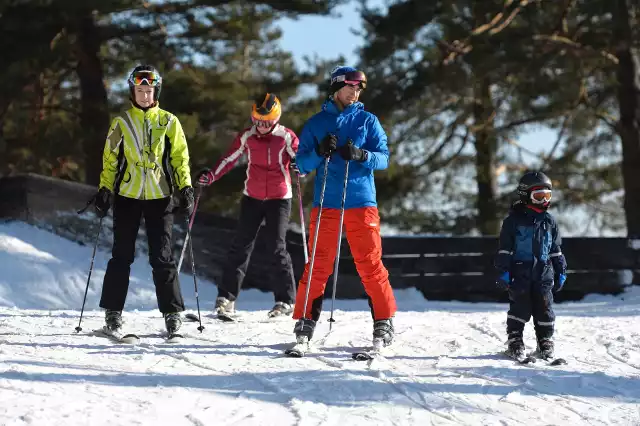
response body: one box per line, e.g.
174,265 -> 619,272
1,221 -> 640,426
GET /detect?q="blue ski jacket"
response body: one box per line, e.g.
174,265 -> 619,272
495,202 -> 567,285
295,99 -> 389,209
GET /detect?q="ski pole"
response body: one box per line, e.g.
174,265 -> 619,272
328,153 -> 350,329
186,212 -> 205,332
177,187 -> 202,273
295,170 -> 308,265
301,156 -> 330,320
75,217 -> 104,332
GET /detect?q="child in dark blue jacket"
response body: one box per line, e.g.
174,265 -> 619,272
494,171 -> 568,361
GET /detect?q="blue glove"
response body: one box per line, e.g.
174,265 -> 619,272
496,271 -> 510,291
553,273 -> 567,293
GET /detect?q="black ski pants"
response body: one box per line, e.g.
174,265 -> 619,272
217,195 -> 296,305
100,195 -> 185,314
507,280 -> 555,341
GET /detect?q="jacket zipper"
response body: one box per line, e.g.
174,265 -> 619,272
266,145 -> 270,200
142,115 -> 148,200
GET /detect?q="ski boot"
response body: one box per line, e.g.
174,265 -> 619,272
164,312 -> 183,341
268,302 -> 293,318
215,297 -> 236,321
294,318 -> 316,341
104,310 -> 123,334
505,331 -> 526,361
537,337 -> 554,360
164,312 -> 182,334
373,318 -> 394,348
285,318 -> 316,357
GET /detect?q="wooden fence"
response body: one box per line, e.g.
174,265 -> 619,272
1,173 -> 638,302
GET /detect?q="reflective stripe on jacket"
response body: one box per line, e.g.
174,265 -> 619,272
99,103 -> 191,199
209,124 -> 299,200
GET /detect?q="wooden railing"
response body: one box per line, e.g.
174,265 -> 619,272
1,173 -> 637,302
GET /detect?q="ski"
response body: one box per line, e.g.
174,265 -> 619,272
542,357 -> 567,366
184,312 -> 240,323
94,327 -> 140,344
284,336 -> 309,357
267,311 -> 291,319
165,333 -> 184,343
352,338 -> 389,361
184,313 -> 199,322
352,350 -> 379,361
516,356 -> 536,365
532,352 -> 568,366
216,313 -> 238,323
502,350 -> 536,365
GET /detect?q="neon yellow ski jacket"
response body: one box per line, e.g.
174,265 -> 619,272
99,104 -> 192,199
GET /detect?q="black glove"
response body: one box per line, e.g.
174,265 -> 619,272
94,187 -> 112,218
179,186 -> 195,217
316,133 -> 337,157
290,157 -> 300,174
338,140 -> 367,162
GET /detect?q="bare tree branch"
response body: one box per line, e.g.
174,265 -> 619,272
493,112 -> 566,132
441,0 -> 541,64
594,111 -> 619,132
532,34 -> 619,63
554,0 -> 576,35
542,114 -> 570,167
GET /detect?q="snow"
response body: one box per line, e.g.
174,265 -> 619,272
1,221 -> 640,426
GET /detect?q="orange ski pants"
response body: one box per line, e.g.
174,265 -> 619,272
293,206 -> 397,321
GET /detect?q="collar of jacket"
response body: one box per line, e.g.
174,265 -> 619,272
128,102 -> 160,118
322,98 -> 364,116
516,204 -> 548,221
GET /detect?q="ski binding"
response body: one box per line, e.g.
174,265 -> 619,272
284,336 -> 309,357
96,327 -> 140,344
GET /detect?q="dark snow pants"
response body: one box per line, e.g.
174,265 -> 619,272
100,195 -> 185,314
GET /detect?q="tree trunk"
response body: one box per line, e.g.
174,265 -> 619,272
612,0 -> 640,237
472,77 -> 500,235
75,13 -> 109,186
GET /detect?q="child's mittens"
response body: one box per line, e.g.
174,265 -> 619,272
553,273 -> 567,293
496,271 -> 511,291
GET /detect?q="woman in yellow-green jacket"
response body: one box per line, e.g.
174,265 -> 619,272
92,65 -> 194,339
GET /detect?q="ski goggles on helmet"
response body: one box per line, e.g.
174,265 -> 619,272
331,70 -> 367,89
530,188 -> 552,204
129,70 -> 162,86
252,118 -> 277,128
251,93 -> 281,129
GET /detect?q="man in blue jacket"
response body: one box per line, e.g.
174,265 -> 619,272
495,171 -> 568,361
291,66 -> 397,347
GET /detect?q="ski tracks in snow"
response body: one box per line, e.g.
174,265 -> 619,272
1,308 -> 640,425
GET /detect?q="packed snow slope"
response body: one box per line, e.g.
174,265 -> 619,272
0,221 -> 639,426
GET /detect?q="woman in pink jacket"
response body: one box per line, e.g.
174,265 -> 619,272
196,93 -> 299,320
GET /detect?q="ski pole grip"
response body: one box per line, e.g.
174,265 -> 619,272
77,194 -> 96,214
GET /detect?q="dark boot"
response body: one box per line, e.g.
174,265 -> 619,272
506,330 -> 526,360
373,318 -> 394,346
537,337 -> 554,359
164,312 -> 182,335
104,310 -> 122,333
215,297 -> 236,316
294,318 -> 316,341
268,302 -> 293,318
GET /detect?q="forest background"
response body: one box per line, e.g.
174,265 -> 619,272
1,0 -> 638,238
